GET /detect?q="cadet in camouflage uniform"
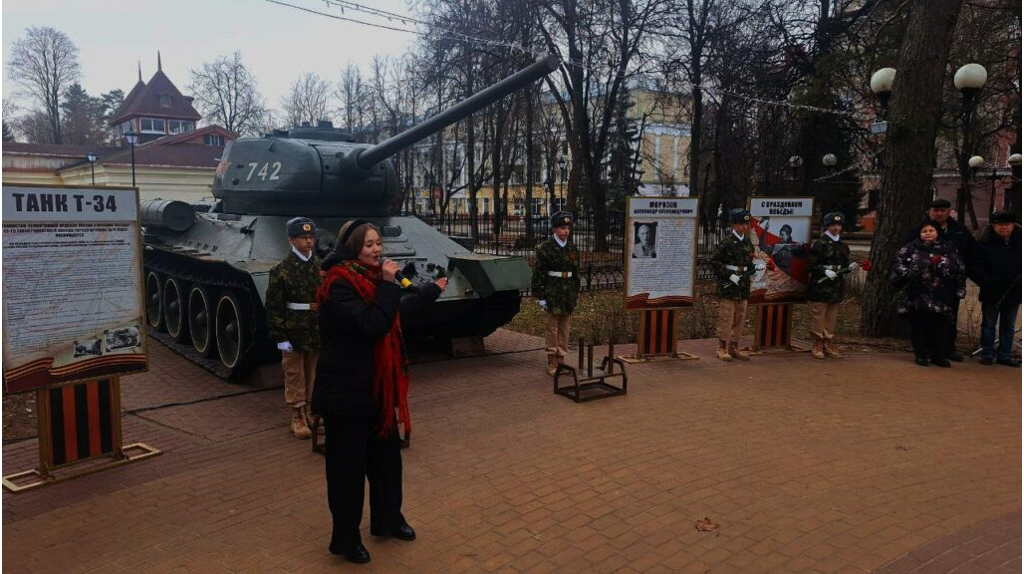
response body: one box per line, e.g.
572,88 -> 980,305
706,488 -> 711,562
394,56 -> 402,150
266,217 -> 322,439
709,209 -> 761,361
532,210 -> 581,375
807,211 -> 855,360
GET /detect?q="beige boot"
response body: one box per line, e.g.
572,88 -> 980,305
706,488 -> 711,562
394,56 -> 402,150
823,340 -> 843,359
717,339 -> 733,362
728,343 -> 751,361
811,337 -> 826,360
305,405 -> 324,435
291,408 -> 311,439
547,355 -> 559,376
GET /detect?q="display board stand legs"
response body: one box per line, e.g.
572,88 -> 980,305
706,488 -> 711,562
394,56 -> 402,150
621,309 -> 698,363
2,378 -> 161,493
748,304 -> 808,353
554,339 -> 627,402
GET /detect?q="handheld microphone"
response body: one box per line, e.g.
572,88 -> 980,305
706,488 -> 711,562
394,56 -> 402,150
394,272 -> 412,288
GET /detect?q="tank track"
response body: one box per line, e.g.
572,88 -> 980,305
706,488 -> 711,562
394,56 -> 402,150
143,248 -> 267,381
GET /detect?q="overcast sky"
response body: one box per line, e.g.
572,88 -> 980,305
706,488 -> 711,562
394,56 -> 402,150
3,0 -> 418,114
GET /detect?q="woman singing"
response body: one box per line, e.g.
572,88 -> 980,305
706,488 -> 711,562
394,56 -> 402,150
313,219 -> 446,564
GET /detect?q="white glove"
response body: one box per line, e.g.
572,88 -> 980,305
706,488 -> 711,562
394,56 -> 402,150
277,341 -> 294,352
754,260 -> 767,270
848,262 -> 859,271
537,300 -> 548,311
729,274 -> 741,285
824,269 -> 838,280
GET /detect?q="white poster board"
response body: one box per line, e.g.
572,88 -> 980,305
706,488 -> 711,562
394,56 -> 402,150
747,197 -> 814,304
2,185 -> 148,393
625,196 -> 698,310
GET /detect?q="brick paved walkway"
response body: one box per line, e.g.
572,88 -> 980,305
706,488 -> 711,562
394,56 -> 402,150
3,332 -> 1020,573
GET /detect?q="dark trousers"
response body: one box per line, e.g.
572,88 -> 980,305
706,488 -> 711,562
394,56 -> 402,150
980,300 -> 1020,360
909,311 -> 951,361
323,414 -> 404,552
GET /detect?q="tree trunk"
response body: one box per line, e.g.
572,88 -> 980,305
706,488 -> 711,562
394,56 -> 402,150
861,0 -> 963,337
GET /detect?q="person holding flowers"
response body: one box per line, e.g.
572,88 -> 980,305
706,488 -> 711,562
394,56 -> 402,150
890,220 -> 967,367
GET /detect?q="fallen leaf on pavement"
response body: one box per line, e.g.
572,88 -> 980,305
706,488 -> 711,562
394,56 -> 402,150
695,517 -> 719,532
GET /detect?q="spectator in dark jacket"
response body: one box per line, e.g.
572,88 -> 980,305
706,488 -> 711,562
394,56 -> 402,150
313,219 -> 445,564
967,210 -> 1021,367
892,221 -> 967,367
921,199 -> 975,361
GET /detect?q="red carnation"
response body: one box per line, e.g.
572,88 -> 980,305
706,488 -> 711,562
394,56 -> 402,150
930,254 -> 943,265
860,259 -> 872,271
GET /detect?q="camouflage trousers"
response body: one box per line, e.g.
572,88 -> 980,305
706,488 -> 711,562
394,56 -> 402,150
717,299 -> 748,344
810,302 -> 840,341
545,313 -> 572,358
282,350 -> 319,409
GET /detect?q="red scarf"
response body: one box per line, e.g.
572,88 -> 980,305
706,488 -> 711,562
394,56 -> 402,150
317,260 -> 410,439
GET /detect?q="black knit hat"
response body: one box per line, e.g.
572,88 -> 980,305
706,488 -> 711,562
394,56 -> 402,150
991,210 -> 1016,224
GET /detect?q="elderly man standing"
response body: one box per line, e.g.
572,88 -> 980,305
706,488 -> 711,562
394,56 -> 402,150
924,199 -> 975,361
968,210 -> 1021,367
266,217 -> 322,439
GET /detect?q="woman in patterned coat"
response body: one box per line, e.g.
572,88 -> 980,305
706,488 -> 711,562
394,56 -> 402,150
891,221 -> 967,367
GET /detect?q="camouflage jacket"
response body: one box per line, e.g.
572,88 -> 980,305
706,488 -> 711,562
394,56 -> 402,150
807,236 -> 851,303
266,251 -> 322,351
532,237 -> 581,315
709,232 -> 755,300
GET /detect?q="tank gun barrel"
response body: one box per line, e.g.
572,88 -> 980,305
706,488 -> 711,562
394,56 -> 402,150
355,55 -> 560,170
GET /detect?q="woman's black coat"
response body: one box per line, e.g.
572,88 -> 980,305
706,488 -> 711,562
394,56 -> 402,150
312,270 -> 442,417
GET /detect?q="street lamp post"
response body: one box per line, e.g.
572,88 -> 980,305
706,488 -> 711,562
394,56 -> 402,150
557,156 -> 567,209
869,68 -> 895,135
953,64 -> 988,222
86,152 -> 98,185
124,128 -> 139,187
1007,153 -> 1022,211
787,155 -> 803,195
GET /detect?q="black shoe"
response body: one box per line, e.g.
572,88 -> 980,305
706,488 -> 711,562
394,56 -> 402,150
947,353 -> 964,362
914,357 -> 930,367
980,357 -> 994,365
344,542 -> 371,564
393,522 -> 416,541
996,358 -> 1021,368
374,522 -> 417,541
931,357 -> 952,368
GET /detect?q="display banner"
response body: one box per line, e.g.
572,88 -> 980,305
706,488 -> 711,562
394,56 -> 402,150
2,185 -> 148,393
625,197 -> 698,310
748,197 -> 814,304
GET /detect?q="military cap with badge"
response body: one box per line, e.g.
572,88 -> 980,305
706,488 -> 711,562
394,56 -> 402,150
550,210 -> 574,228
729,208 -> 751,224
287,217 -> 317,238
823,211 -> 845,226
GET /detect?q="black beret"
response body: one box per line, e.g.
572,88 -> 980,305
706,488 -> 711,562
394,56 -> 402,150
929,198 -> 952,209
823,211 -> 845,226
990,210 -> 1016,224
729,209 -> 751,224
286,217 -> 317,237
550,210 -> 574,228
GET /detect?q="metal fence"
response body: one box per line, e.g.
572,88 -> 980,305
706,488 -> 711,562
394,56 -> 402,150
409,211 -> 727,294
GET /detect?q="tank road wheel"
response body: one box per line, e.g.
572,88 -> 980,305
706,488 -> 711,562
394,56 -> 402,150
188,286 -> 216,357
145,270 -> 165,331
163,277 -> 190,343
215,291 -> 247,371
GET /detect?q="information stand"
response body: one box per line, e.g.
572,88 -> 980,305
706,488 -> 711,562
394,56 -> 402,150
621,197 -> 700,362
745,197 -> 814,352
2,184 -> 160,492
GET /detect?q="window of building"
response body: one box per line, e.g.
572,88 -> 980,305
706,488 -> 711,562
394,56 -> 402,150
204,134 -> 226,146
168,120 -> 194,134
159,94 -> 173,107
140,118 -> 166,134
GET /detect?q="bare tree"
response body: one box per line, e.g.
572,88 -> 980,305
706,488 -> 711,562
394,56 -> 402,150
337,63 -> 369,134
189,51 -> 267,135
7,26 -> 81,144
281,72 -> 331,128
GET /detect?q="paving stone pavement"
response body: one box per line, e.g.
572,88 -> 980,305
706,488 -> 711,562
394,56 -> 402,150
2,331 -> 1020,574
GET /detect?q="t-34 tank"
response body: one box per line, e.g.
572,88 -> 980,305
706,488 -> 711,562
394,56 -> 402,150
142,55 -> 559,379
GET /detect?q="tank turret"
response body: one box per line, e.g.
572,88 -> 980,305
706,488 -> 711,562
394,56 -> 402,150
142,56 -> 560,379
212,55 -> 559,217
